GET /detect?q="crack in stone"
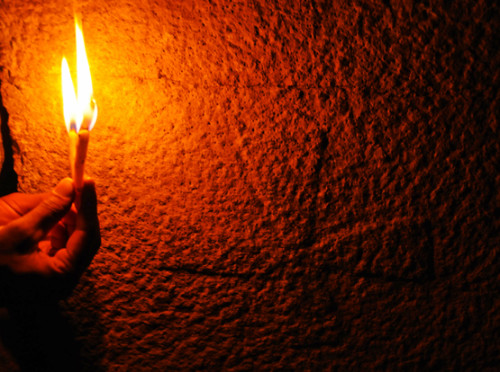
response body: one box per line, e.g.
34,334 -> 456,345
158,264 -> 252,279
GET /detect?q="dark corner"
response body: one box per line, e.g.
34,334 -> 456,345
0,79 -> 18,196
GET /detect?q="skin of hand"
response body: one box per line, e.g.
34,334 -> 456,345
0,178 -> 100,303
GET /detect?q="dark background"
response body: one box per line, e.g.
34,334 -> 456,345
0,0 -> 498,370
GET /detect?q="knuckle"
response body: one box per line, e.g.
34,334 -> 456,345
48,257 -> 73,277
41,197 -> 66,216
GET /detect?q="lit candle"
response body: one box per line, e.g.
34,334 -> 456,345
61,19 -> 97,197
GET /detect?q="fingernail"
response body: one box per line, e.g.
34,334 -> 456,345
54,178 -> 75,198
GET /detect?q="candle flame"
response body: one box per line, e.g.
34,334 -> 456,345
61,19 -> 97,133
61,57 -> 78,131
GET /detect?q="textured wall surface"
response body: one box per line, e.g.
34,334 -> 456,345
0,0 -> 498,370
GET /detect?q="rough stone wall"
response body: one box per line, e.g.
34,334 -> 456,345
0,0 -> 498,370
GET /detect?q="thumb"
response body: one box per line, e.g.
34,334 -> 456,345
7,178 -> 75,251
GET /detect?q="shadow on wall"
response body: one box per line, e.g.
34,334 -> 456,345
0,80 -> 18,196
0,280 -> 106,371
0,304 -> 83,371
0,278 -> 105,371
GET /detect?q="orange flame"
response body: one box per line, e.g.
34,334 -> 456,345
62,19 -> 97,132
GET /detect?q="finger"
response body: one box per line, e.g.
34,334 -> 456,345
49,221 -> 69,253
0,193 -> 48,225
38,239 -> 53,254
1,179 -> 75,252
52,179 -> 100,274
77,178 -> 99,230
48,207 -> 76,253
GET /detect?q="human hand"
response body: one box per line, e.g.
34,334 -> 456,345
0,178 -> 100,303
